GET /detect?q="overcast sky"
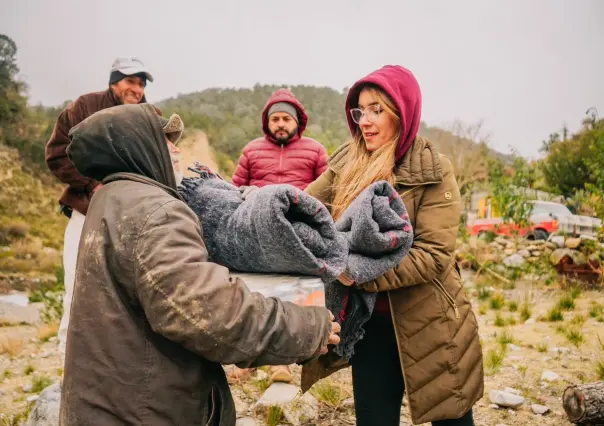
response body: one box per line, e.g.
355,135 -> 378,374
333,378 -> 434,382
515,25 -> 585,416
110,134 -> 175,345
3,0 -> 603,158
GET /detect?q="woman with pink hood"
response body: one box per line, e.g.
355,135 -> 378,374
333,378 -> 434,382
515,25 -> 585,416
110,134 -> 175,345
305,65 -> 483,425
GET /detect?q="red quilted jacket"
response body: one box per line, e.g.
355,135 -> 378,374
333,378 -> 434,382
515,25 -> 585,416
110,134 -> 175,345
231,89 -> 328,190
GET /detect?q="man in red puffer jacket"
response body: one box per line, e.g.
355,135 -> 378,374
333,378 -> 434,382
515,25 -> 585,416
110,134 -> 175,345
231,88 -> 328,190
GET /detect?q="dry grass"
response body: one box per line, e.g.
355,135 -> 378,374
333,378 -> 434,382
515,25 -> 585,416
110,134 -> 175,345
23,364 -> 35,376
565,328 -> 585,348
489,293 -> 506,310
520,302 -> 532,321
0,220 -> 29,243
37,322 -> 59,342
266,406 -> 284,426
517,364 -> 528,378
0,335 -> 23,357
0,238 -> 60,274
545,307 -> 564,322
557,295 -> 576,311
0,318 -> 19,327
27,375 -> 53,394
596,360 -> 604,380
589,302 -> 603,319
310,379 -> 350,408
485,346 -> 506,375
252,376 -> 270,393
497,329 -> 515,346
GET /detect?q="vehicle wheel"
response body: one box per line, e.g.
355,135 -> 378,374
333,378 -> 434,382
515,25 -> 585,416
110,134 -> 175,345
534,229 -> 549,240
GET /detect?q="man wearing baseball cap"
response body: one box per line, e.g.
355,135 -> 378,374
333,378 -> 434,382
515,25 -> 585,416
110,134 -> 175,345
45,56 -> 161,364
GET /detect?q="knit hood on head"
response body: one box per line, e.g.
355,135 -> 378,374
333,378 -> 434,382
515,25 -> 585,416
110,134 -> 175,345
66,104 -> 179,196
262,88 -> 308,144
345,65 -> 422,162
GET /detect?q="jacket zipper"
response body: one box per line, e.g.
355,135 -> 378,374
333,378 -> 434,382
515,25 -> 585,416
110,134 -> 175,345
388,293 -> 414,420
433,278 -> 460,319
388,278 -> 459,422
205,386 -> 216,426
278,144 -> 284,183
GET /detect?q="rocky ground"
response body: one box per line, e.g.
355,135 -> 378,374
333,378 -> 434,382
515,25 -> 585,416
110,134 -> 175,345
1,267 -> 603,425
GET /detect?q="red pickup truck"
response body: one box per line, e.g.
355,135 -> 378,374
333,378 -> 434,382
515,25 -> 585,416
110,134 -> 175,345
467,200 -> 602,240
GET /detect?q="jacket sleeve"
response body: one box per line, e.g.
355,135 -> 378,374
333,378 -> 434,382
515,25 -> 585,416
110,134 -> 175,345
314,145 -> 328,179
134,200 -> 332,367
231,149 -> 250,187
305,167 -> 335,208
360,158 -> 461,292
45,99 -> 99,192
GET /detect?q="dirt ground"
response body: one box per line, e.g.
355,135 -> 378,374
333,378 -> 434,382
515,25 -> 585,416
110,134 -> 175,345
1,271 -> 603,425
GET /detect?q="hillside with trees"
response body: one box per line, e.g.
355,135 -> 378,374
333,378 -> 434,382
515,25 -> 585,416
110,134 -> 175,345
157,87 -> 511,182
2,30 -> 603,248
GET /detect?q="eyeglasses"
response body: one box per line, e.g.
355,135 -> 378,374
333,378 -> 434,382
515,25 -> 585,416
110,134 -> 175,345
349,104 -> 382,124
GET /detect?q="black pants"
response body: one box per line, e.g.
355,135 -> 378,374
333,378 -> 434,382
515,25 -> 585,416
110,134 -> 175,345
351,314 -> 475,426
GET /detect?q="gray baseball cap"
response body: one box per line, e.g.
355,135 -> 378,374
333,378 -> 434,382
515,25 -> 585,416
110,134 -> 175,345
110,56 -> 154,82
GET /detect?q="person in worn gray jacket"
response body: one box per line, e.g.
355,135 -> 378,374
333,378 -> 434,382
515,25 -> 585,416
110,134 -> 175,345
60,103 -> 340,426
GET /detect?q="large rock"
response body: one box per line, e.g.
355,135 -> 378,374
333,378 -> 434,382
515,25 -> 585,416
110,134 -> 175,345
25,383 -> 61,426
489,390 -> 525,409
544,241 -> 558,250
549,249 -> 587,266
517,249 -> 531,258
255,383 -> 318,426
495,236 -> 508,245
0,295 -> 41,325
565,238 -> 582,249
490,242 -> 505,251
550,236 -> 565,248
531,404 -> 550,415
541,370 -> 560,382
503,254 -> 525,267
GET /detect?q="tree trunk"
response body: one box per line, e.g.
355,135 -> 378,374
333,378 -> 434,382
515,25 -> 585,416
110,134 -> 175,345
563,382 -> 604,424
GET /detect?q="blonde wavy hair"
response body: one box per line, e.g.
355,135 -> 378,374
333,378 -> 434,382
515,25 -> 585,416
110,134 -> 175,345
330,85 -> 401,221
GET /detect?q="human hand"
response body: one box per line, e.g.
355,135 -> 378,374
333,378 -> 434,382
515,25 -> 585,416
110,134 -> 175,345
320,311 -> 341,355
239,185 -> 259,200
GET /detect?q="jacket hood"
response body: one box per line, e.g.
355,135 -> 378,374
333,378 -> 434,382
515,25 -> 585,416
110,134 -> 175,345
66,103 -> 179,195
262,88 -> 308,143
345,65 -> 422,162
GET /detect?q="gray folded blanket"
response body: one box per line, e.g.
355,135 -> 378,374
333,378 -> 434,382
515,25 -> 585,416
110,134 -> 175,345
179,167 -> 348,284
326,181 -> 413,360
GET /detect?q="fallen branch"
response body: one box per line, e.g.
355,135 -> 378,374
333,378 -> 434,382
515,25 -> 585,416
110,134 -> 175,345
483,267 -> 512,285
459,251 -> 512,285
